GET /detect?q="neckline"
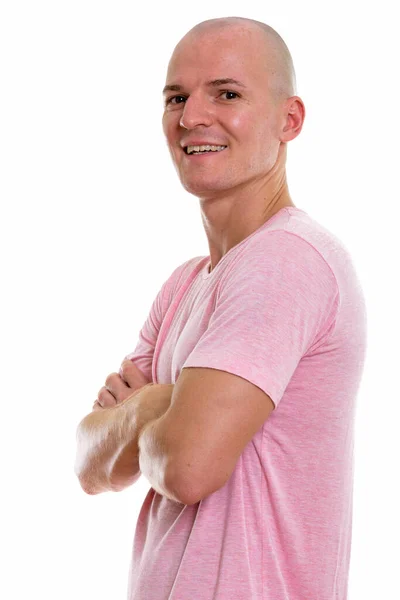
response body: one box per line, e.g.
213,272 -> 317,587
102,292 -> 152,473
202,206 -> 307,278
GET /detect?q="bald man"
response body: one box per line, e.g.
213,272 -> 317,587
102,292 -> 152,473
75,17 -> 367,600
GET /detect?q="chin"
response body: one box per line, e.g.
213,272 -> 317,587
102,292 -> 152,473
180,176 -> 235,196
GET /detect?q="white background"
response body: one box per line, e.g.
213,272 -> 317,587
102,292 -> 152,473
1,1 -> 398,599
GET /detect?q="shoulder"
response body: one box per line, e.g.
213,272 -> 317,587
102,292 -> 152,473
172,256 -> 208,287
159,255 -> 208,308
219,229 -> 338,294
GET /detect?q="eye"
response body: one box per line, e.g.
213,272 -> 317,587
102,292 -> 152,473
165,95 -> 186,106
220,90 -> 240,100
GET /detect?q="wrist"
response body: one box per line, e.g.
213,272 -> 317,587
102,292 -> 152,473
129,384 -> 175,438
106,384 -> 174,491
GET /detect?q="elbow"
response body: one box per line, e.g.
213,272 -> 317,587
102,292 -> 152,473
167,465 -> 225,506
75,466 -> 103,496
165,467 -> 204,506
74,420 -> 109,495
174,483 -> 207,506
76,469 -> 108,495
74,455 -> 105,496
75,463 -> 139,495
79,480 -> 102,495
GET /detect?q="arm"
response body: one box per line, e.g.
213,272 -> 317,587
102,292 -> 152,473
75,383 -> 174,494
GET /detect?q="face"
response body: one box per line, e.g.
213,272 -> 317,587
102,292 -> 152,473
162,26 -> 285,197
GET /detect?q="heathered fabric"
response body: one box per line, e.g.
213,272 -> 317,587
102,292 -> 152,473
123,207 -> 367,600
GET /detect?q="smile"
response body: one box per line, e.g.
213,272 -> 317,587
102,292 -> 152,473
184,145 -> 227,155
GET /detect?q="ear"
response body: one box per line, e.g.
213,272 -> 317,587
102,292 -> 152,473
280,96 -> 306,143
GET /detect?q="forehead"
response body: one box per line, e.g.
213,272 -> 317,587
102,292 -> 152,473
166,26 -> 271,87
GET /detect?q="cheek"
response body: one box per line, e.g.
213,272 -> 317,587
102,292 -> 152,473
229,112 -> 250,135
162,111 -> 179,137
163,119 -> 184,163
162,113 -> 171,139
229,111 -> 270,147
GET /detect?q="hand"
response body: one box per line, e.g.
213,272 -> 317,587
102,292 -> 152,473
92,360 -> 152,411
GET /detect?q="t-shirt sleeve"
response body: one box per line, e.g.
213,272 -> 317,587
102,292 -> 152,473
182,232 -> 339,409
119,285 -> 165,383
120,258 -> 205,382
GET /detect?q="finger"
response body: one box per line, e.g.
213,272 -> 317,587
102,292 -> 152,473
98,386 -> 118,408
92,400 -> 103,411
120,360 -> 151,390
104,372 -> 132,403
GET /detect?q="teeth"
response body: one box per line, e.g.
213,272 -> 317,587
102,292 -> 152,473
186,145 -> 227,154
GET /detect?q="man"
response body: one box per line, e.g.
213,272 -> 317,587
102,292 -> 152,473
75,16 -> 367,600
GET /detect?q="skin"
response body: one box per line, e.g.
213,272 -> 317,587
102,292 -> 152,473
93,359 -> 151,411
162,17 -> 306,272
76,360 -> 174,494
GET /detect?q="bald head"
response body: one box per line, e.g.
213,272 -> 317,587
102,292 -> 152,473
174,17 -> 297,105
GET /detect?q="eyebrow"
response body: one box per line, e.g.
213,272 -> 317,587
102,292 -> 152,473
162,78 -> 246,94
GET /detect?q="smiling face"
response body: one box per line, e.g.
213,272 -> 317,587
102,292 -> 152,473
162,24 -> 290,197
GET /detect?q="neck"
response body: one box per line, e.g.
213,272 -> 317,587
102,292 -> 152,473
199,172 -> 295,273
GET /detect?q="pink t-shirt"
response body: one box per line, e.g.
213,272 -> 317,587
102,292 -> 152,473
123,207 -> 367,600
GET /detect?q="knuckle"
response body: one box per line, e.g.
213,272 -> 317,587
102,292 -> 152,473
98,386 -> 117,407
98,387 -> 107,401
105,373 -> 115,387
122,360 -> 131,372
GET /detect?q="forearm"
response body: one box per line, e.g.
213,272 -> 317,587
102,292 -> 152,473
75,384 -> 174,494
137,412 -> 183,503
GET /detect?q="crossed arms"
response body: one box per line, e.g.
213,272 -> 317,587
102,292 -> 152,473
75,358 -> 275,505
74,360 -> 179,500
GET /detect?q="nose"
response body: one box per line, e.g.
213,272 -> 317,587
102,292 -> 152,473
179,94 -> 214,130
